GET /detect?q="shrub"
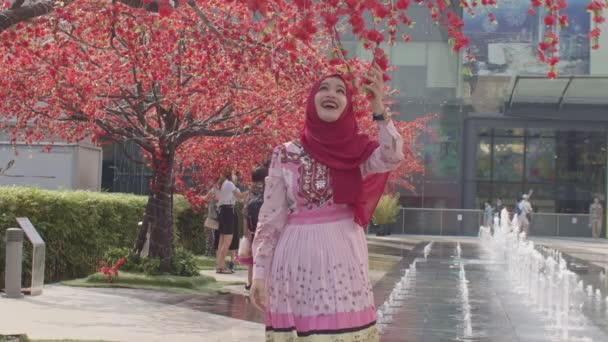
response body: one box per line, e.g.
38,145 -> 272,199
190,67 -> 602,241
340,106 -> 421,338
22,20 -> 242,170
101,245 -> 198,277
142,258 -> 161,276
174,200 -> 206,255
373,193 -> 401,225
103,246 -> 144,273
171,246 -> 199,277
0,187 -> 207,287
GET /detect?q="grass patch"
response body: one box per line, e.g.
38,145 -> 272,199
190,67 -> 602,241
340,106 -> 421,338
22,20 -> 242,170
194,256 -> 247,271
62,272 -> 239,294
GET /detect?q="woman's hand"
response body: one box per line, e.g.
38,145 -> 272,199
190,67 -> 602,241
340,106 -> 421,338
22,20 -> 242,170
250,279 -> 267,312
361,62 -> 385,115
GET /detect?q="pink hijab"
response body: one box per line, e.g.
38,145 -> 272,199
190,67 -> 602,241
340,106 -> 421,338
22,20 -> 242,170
300,74 -> 389,228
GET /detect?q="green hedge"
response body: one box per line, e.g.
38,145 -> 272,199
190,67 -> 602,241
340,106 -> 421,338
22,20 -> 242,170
0,187 -> 207,287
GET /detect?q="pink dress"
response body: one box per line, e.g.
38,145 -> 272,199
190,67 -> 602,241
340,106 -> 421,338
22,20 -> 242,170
252,121 -> 404,342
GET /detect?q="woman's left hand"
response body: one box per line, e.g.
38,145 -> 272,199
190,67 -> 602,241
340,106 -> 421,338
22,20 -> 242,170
361,62 -> 385,115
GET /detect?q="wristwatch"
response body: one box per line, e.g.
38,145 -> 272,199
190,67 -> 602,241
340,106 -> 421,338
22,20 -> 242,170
372,108 -> 391,121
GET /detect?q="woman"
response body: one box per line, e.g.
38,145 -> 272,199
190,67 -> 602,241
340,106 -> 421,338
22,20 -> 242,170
250,64 -> 404,341
213,170 -> 244,274
243,165 -> 269,290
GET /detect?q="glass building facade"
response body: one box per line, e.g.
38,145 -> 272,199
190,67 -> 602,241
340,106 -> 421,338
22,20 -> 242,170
336,4 -> 608,240
468,122 -> 607,214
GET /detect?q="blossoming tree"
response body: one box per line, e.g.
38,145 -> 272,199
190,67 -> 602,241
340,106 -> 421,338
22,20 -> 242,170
3,1 -> 607,75
0,0 -> 425,271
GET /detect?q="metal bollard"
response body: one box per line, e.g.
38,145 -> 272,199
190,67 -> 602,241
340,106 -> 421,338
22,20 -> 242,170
4,228 -> 24,298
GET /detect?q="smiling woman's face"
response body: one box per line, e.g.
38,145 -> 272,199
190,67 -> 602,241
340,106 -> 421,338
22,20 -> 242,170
314,77 -> 347,123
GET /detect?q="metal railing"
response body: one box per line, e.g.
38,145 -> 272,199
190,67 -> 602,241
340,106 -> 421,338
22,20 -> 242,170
393,208 -> 595,238
526,213 -> 591,237
398,208 -> 483,236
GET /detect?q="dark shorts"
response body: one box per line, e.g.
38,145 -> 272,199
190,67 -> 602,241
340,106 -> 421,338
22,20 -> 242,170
218,205 -> 235,235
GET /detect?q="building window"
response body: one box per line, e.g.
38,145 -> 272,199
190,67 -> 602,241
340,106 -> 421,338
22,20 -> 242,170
474,128 -> 606,213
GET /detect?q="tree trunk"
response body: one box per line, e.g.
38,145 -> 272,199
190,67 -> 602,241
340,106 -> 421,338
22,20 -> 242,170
0,1 -> 56,34
142,148 -> 175,272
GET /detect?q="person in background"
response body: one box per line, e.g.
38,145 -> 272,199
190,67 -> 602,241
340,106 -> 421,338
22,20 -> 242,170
500,204 -> 511,229
243,165 -> 269,291
228,171 -> 246,271
589,197 -> 603,239
484,201 -> 493,229
212,169 -> 246,274
518,193 -> 533,236
495,198 -> 504,224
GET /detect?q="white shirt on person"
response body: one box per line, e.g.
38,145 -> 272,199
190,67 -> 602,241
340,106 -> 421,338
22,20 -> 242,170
215,179 -> 237,206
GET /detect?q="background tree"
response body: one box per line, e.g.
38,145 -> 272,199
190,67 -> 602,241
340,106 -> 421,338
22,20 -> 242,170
0,0 -> 327,271
0,0 -> 427,272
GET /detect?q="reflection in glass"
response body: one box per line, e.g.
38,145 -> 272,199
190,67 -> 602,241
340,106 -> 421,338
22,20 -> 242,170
477,127 -> 491,136
527,128 -> 556,138
476,181 -> 492,209
492,183 -> 523,209
493,128 -> 524,137
476,138 -> 492,180
555,131 -> 606,212
425,124 -> 461,179
526,138 -> 556,182
475,128 -> 606,214
493,137 -> 524,182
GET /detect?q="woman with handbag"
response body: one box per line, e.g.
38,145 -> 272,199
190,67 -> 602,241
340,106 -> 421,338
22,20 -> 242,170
250,65 -> 404,341
212,170 -> 246,274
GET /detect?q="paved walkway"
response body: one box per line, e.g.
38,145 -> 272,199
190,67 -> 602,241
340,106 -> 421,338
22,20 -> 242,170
0,285 -> 264,342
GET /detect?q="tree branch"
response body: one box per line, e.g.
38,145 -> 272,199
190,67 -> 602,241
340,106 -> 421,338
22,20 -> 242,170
200,100 -> 232,125
187,0 -> 237,48
10,0 -> 25,10
0,0 -> 162,35
0,1 -> 58,35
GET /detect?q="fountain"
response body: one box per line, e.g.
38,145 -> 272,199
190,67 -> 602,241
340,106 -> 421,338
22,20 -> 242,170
423,242 -> 433,260
377,255 -> 419,335
459,262 -> 473,338
479,211 -> 593,340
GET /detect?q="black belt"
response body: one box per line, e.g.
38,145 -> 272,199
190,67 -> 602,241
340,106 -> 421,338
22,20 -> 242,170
219,204 -> 234,207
